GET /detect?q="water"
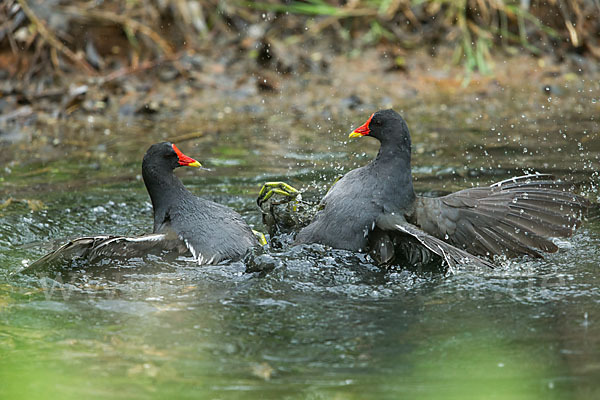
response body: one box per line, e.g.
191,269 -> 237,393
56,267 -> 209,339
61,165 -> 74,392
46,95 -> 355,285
1,96 -> 599,398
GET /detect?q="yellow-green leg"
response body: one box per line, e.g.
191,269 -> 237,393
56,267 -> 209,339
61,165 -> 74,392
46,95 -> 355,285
252,230 -> 268,246
257,181 -> 300,207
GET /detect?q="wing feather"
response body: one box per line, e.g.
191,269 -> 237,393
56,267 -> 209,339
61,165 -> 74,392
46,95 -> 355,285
25,233 -> 186,271
409,175 -> 589,258
376,214 -> 494,270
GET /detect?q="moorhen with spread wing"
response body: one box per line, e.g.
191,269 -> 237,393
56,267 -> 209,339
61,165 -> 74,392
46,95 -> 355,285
29,142 -> 260,268
262,109 -> 589,269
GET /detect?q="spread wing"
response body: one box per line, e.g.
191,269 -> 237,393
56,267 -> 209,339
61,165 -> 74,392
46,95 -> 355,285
409,174 -> 590,258
376,213 -> 494,270
24,233 -> 185,271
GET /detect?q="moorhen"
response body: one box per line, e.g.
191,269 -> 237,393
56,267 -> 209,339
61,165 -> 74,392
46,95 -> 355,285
30,142 -> 260,267
264,109 -> 589,269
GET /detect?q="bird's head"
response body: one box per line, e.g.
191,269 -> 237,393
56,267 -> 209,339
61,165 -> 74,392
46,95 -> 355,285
143,142 -> 202,171
349,109 -> 411,151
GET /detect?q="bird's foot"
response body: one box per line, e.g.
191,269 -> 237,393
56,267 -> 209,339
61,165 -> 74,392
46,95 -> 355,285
257,181 -> 300,207
257,182 -> 314,238
252,230 -> 268,246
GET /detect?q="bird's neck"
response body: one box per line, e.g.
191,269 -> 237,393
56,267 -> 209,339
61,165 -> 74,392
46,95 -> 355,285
372,142 -> 415,206
142,165 -> 188,231
373,141 -> 411,169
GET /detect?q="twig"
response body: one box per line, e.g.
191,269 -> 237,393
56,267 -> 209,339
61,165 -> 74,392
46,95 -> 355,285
558,0 -> 579,47
101,52 -> 182,82
61,6 -> 173,56
168,131 -> 206,143
15,0 -> 96,74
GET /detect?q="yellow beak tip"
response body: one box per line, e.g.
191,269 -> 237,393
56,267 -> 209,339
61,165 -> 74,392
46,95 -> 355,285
348,131 -> 363,139
188,161 -> 202,168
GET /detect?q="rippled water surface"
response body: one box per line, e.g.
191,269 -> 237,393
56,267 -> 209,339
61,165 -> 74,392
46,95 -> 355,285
1,93 -> 599,399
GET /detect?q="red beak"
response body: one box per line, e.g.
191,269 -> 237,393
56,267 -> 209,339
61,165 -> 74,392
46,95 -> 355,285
172,144 -> 201,167
349,113 -> 374,138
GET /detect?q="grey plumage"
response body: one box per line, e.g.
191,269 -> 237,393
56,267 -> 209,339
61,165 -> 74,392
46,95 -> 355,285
28,142 -> 258,269
295,110 -> 415,251
142,143 -> 258,264
27,233 -> 184,268
293,110 -> 589,269
407,174 -> 588,259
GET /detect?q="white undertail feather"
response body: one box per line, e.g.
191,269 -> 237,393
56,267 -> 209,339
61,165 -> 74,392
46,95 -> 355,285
182,238 -> 198,260
181,236 -> 216,265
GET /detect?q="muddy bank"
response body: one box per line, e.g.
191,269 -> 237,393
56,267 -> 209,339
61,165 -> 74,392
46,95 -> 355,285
2,46 -> 599,164
2,1 -> 600,164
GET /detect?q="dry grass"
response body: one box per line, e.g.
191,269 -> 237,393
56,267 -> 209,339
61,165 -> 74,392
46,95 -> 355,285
0,0 -> 598,79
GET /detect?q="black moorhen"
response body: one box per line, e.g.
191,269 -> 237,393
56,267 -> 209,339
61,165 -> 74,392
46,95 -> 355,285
294,109 -> 589,269
30,142 -> 259,267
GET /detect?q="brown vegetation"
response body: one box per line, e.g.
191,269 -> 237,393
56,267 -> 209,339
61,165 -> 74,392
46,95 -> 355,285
1,0 -> 598,82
